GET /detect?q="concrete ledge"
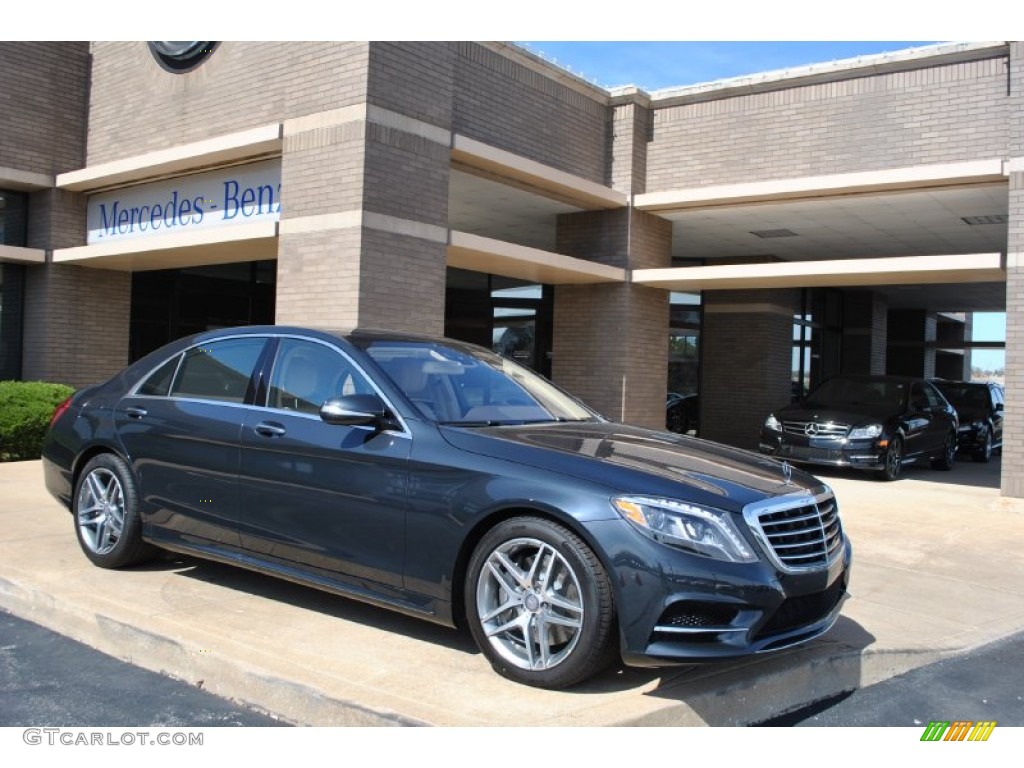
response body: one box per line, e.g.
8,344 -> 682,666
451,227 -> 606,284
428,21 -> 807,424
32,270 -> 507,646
0,244 -> 46,264
57,125 -> 283,193
448,231 -> 626,285
0,166 -> 54,191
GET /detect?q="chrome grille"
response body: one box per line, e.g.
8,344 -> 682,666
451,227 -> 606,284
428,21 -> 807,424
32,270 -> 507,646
781,420 -> 849,438
747,493 -> 844,573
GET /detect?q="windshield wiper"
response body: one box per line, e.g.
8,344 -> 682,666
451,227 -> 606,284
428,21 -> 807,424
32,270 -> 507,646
437,420 -> 508,427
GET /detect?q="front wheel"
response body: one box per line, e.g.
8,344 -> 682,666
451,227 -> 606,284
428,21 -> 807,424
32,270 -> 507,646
973,428 -> 993,463
73,454 -> 155,568
465,517 -> 617,688
931,431 -> 957,471
877,436 -> 903,481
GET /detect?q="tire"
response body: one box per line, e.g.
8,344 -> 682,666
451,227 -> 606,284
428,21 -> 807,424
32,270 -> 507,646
465,516 -> 617,689
930,431 -> 957,471
973,427 -> 993,463
877,436 -> 903,481
73,454 -> 155,568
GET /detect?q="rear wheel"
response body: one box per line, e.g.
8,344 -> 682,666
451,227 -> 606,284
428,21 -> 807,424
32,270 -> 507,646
465,516 -> 617,689
877,436 -> 903,481
73,454 -> 155,568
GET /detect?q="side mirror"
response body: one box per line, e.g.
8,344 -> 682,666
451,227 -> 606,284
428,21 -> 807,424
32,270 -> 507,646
995,402 -> 1004,412
320,394 -> 390,427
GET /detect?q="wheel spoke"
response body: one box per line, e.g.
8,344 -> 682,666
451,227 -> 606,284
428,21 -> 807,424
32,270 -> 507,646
522,615 -> 537,668
480,596 -> 520,623
544,591 -> 583,615
86,472 -> 108,504
492,550 -> 530,589
486,557 -> 523,596
534,614 -> 550,669
525,543 -> 548,586
544,611 -> 582,630
537,548 -> 557,592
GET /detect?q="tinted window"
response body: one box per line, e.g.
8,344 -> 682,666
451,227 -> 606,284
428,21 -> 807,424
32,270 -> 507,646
268,338 -> 373,415
137,354 -> 181,396
806,377 -> 906,410
170,338 -> 265,403
921,382 -> 943,409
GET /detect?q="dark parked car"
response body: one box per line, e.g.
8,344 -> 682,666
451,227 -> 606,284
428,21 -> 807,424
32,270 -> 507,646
42,326 -> 850,688
760,374 -> 959,481
666,392 -> 699,435
930,379 -> 1004,462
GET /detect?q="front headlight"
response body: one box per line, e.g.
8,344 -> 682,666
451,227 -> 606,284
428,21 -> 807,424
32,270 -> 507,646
764,413 -> 782,431
848,423 -> 882,440
613,496 -> 758,563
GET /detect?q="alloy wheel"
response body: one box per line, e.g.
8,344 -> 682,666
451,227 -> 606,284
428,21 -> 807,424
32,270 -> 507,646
475,537 -> 585,671
76,468 -> 125,555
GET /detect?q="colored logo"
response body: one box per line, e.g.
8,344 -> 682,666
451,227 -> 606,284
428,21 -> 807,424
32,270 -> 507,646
920,721 -> 996,741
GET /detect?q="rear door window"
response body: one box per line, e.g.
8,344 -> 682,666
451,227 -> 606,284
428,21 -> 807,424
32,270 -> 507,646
170,338 -> 267,403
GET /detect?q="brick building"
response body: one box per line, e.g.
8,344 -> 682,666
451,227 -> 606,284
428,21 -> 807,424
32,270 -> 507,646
1,40 -> 1020,496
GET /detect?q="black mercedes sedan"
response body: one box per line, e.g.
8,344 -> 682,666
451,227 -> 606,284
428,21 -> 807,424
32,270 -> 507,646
42,326 -> 850,688
759,374 -> 959,481
930,379 -> 1004,463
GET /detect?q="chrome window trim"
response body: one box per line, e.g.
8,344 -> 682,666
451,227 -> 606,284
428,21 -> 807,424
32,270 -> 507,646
125,332 -> 411,437
260,333 -> 411,437
742,487 -> 844,575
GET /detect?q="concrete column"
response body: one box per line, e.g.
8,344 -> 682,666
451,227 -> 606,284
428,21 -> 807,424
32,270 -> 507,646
886,309 -> 937,377
552,208 -> 671,429
1003,172 -> 1024,498
841,290 -> 887,375
1000,41 -> 1023,499
275,42 -> 451,335
700,290 -> 797,449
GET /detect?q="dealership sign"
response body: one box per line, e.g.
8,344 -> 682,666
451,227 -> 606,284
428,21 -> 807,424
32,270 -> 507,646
87,159 -> 281,244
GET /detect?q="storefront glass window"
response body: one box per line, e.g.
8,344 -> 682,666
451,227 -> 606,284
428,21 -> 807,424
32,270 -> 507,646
1,190 -> 29,379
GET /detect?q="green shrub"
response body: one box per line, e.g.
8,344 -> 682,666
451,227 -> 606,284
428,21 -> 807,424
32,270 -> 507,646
0,380 -> 76,462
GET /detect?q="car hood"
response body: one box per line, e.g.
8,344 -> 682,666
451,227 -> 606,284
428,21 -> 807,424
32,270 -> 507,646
773,403 -> 896,426
440,421 -> 823,512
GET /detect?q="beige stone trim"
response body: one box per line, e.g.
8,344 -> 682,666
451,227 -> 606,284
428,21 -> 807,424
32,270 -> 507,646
0,245 -> 46,264
279,211 -> 447,243
282,104 -> 367,137
1005,157 -> 1024,175
703,303 -> 794,317
0,166 -> 54,191
636,159 -> 1007,211
57,125 -> 283,192
633,253 -> 1005,291
278,211 -> 363,235
451,134 -> 627,210
283,104 -> 450,146
52,221 -> 278,270
448,231 -> 626,285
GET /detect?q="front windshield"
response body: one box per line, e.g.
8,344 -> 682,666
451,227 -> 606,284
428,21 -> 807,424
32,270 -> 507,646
359,340 -> 598,425
805,377 -> 907,410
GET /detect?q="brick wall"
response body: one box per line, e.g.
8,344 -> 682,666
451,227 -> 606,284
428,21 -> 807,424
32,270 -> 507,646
609,98 -> 652,195
700,290 -> 797,449
552,209 -> 671,428
0,42 -> 88,175
1002,42 -> 1024,498
87,42 -> 370,164
647,53 -> 1010,190
22,265 -> 130,387
453,43 -> 609,184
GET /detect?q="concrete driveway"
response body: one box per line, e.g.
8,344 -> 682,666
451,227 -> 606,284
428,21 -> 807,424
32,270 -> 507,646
1,457 -> 1022,726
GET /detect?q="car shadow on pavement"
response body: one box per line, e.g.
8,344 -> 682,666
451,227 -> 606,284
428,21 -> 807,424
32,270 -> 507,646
637,617 -> 876,725
133,552 -> 481,656
808,455 -> 1001,490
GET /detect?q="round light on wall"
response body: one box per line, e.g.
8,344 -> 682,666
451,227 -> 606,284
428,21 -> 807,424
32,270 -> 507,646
148,42 -> 218,73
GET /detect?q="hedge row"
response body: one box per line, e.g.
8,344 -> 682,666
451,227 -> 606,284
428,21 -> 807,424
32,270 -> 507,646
0,380 -> 75,462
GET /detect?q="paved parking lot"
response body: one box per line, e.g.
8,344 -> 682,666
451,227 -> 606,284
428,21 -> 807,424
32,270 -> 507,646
1,456 -> 1022,726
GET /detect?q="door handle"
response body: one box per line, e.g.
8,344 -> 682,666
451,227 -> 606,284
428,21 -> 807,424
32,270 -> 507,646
125,406 -> 148,419
255,421 -> 286,437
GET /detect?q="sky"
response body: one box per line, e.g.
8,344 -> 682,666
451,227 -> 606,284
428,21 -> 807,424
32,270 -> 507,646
515,41 -> 942,91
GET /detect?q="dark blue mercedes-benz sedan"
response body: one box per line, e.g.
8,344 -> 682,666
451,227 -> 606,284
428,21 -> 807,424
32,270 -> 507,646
42,326 -> 851,688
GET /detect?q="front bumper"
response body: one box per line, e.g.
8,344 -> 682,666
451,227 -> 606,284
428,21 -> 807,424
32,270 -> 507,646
587,514 -> 853,667
758,430 -> 884,471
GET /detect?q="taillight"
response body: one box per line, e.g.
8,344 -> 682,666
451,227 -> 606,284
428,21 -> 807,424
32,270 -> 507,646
50,396 -> 73,428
